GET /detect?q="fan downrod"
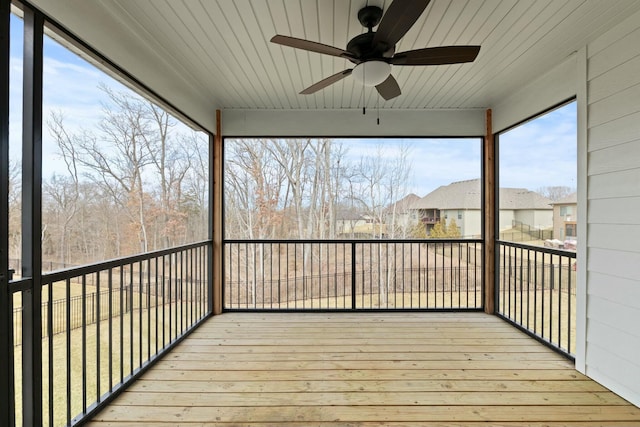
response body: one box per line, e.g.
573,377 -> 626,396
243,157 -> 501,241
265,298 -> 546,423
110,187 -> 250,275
357,6 -> 383,30
347,5 -> 394,60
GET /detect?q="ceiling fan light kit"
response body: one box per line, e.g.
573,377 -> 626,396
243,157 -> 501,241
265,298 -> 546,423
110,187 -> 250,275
352,61 -> 391,87
270,0 -> 480,101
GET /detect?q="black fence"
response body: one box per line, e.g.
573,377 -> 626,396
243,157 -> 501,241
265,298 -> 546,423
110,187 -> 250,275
9,258 -> 78,275
12,278 -> 203,347
13,288 -> 127,347
496,240 -> 576,358
11,241 -> 212,427
224,239 -> 484,310
499,220 -> 553,242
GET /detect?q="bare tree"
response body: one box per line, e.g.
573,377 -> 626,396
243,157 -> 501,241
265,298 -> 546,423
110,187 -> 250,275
141,102 -> 196,247
381,143 -> 412,239
536,185 -> 574,202
314,139 -> 348,239
225,138 -> 286,240
47,112 -> 81,265
8,160 -> 22,267
350,142 -> 413,306
45,84 -> 209,265
224,138 -> 352,305
263,138 -> 313,239
97,84 -> 153,252
182,131 -> 209,241
352,142 -> 412,239
225,138 -> 289,305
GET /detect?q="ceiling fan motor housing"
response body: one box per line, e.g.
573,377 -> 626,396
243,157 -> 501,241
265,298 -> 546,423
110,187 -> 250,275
347,6 -> 396,61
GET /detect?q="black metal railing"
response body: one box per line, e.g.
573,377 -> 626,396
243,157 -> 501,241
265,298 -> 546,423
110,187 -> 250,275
9,258 -> 81,274
496,240 -> 576,357
12,282 -> 201,347
224,239 -> 483,311
11,240 -> 211,427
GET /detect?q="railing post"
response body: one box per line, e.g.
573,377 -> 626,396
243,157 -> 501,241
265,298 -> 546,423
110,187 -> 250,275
351,242 -> 356,310
211,111 -> 222,314
21,7 -> 44,426
484,108 -> 496,314
0,0 -> 14,424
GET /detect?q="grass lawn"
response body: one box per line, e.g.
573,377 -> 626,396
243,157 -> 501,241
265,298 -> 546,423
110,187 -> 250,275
497,288 -> 576,354
13,301 -> 206,427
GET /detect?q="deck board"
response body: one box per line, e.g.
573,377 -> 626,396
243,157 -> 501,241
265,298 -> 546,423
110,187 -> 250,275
87,312 -> 640,426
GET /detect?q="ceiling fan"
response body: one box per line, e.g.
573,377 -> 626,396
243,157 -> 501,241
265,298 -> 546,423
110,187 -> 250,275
271,0 -> 480,101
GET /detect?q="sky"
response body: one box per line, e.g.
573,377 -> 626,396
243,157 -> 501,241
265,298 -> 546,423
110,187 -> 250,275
335,137 -> 482,196
498,102 -> 577,192
9,14 -> 121,178
9,13 -> 577,198
336,101 -> 577,197
8,13 -> 201,181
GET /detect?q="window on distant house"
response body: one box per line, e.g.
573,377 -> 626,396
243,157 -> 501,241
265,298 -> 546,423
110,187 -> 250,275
560,206 -> 573,216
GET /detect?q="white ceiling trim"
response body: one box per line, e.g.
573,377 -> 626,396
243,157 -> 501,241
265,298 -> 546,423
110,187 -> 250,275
223,108 -> 485,137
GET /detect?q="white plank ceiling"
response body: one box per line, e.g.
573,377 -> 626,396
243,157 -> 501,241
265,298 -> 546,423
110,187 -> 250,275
29,0 -> 640,130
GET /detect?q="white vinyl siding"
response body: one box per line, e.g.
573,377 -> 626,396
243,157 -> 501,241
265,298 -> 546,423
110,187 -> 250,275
585,8 -> 640,407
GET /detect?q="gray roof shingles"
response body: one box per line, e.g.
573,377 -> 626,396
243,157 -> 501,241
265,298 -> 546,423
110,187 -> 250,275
412,179 -> 553,210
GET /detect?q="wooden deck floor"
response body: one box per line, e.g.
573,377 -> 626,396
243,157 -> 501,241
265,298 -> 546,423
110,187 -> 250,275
87,312 -> 640,426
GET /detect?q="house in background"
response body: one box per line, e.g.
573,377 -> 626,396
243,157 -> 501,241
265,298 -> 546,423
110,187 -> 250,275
382,193 -> 421,237
335,209 -> 367,238
412,179 -> 553,238
411,179 -> 482,237
336,194 -> 421,239
351,218 -> 387,238
499,185 -> 554,233
552,192 -> 578,242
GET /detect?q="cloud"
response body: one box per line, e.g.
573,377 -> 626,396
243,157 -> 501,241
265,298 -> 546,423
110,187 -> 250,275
336,138 -> 482,196
499,103 -> 577,190
334,103 -> 577,199
10,30 -> 199,180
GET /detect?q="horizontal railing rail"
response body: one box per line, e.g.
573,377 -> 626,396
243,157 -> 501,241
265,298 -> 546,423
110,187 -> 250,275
11,240 -> 212,427
224,239 -> 483,311
496,240 -> 576,358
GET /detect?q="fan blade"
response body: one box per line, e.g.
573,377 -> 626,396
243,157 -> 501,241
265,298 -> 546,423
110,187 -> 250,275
300,69 -> 353,95
373,0 -> 430,49
390,46 -> 480,65
271,35 -> 353,59
376,74 -> 401,100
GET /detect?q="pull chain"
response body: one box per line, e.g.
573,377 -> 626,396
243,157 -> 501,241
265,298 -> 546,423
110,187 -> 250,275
362,70 -> 366,115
